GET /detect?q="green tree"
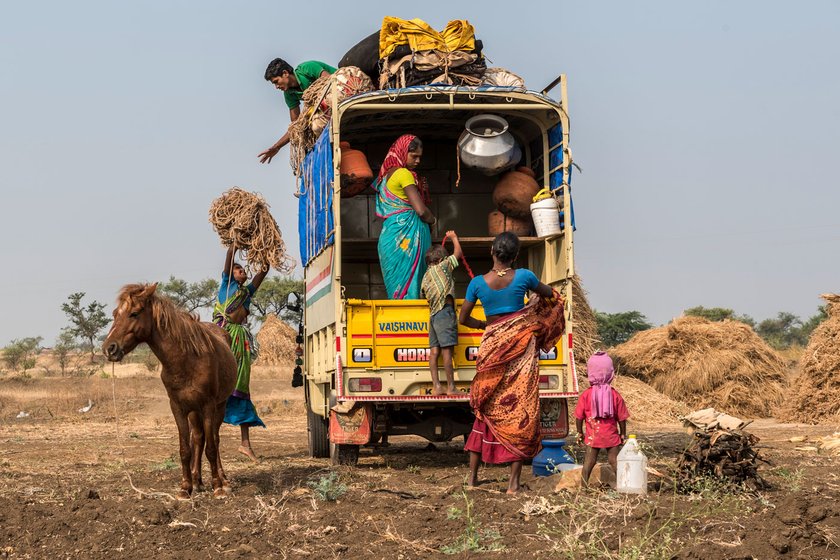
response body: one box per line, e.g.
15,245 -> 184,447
61,293 -> 110,360
684,306 -> 755,327
755,312 -> 806,349
594,311 -> 653,347
53,329 -> 77,376
251,276 -> 304,324
158,276 -> 219,313
3,336 -> 43,372
800,306 -> 828,340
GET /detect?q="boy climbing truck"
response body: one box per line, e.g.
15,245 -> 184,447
297,76 -> 578,465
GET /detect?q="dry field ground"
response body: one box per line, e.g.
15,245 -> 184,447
1,361 -> 839,559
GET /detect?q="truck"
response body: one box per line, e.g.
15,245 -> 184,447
297,77 -> 578,464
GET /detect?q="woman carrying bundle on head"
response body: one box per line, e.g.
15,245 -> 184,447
459,232 -> 565,494
374,134 -> 437,300
214,246 -> 269,462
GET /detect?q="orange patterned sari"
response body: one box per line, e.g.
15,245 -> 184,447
469,294 -> 565,459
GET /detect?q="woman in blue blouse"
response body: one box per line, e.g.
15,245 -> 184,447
459,232 -> 564,494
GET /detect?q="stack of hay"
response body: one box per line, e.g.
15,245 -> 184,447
780,294 -> 840,423
570,274 -> 600,372
611,316 -> 787,418
568,276 -> 687,424
255,315 -> 297,366
574,375 -> 688,425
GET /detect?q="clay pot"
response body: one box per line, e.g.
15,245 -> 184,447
492,166 -> 540,219
488,211 -> 533,237
339,141 -> 373,198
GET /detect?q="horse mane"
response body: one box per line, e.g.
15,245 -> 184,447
117,284 -> 216,356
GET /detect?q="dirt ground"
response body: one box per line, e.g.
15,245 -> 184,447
1,364 -> 839,559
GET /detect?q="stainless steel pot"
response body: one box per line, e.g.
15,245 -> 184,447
457,114 -> 522,176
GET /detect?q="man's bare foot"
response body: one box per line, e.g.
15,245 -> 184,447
432,385 -> 445,396
238,445 -> 258,462
506,487 -> 524,495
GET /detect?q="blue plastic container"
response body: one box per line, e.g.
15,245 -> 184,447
532,439 -> 576,477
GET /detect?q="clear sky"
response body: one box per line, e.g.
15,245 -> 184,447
1,1 -> 838,346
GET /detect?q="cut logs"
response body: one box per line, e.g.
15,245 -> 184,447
678,429 -> 770,492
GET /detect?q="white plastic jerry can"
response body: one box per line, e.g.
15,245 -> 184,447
616,435 -> 648,495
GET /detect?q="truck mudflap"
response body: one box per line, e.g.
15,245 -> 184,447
329,402 -> 373,445
539,398 -> 569,439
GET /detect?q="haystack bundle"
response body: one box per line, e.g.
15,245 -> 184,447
780,294 -> 840,424
209,187 -> 293,274
611,316 -> 787,417
289,67 -> 374,171
255,315 -> 297,366
576,375 -> 688,425
570,274 -> 600,372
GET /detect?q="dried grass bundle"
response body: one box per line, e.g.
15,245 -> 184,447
255,315 -> 297,366
570,274 -> 600,372
288,68 -> 373,172
575,375 -> 688,425
611,316 -> 787,418
209,187 -> 293,274
779,294 -> 840,424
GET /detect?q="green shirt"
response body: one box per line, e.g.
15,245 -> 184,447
283,60 -> 337,109
421,255 -> 460,316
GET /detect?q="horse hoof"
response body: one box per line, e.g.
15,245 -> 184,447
176,490 -> 191,501
195,483 -> 205,493
213,487 -> 228,499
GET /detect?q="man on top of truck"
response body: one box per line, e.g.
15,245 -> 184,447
257,58 -> 336,165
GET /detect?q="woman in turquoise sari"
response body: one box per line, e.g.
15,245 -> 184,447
375,134 -> 436,299
214,246 -> 269,462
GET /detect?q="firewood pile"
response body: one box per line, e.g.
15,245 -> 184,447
677,408 -> 770,491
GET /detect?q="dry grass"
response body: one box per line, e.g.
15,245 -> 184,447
209,187 -> 293,274
611,317 -> 787,418
780,295 -> 840,424
777,344 -> 805,368
535,485 -> 748,559
570,274 -> 601,372
575,374 -> 688,426
255,315 -> 297,366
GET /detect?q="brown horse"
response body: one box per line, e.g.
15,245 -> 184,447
103,283 -> 237,499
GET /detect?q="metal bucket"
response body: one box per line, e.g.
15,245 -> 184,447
457,114 -> 521,176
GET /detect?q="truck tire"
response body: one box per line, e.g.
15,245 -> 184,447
308,409 -> 330,458
330,443 -> 360,466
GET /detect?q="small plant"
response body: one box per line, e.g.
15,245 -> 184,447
440,491 -> 505,554
307,471 -> 347,502
155,456 -> 178,471
446,506 -> 462,520
406,464 -> 421,474
772,467 -> 804,491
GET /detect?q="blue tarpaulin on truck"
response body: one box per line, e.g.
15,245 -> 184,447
298,126 -> 334,266
548,124 -> 575,230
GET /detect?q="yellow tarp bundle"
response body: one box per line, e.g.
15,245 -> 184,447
379,17 -> 475,59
